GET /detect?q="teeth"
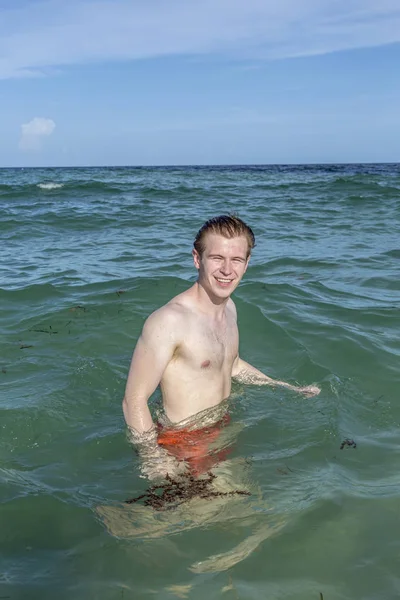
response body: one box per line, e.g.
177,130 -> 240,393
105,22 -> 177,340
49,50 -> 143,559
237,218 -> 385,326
216,278 -> 231,283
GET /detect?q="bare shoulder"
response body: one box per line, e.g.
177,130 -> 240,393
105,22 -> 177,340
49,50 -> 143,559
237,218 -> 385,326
142,296 -> 190,340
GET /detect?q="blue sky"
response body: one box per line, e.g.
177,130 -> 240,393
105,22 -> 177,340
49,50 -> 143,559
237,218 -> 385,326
1,0 -> 400,166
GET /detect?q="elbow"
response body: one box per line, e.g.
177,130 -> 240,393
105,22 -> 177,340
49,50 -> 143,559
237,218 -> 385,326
122,394 -> 148,422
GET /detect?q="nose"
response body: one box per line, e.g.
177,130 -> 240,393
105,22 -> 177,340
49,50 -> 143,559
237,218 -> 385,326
220,260 -> 232,275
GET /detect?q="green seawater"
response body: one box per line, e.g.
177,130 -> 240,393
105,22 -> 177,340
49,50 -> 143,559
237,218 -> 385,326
1,164 -> 400,599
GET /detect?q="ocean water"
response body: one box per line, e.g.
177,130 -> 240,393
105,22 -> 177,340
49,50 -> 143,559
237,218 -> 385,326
1,164 -> 400,600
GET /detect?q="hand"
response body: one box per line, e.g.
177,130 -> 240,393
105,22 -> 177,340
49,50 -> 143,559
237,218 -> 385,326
298,384 -> 321,397
139,446 -> 188,482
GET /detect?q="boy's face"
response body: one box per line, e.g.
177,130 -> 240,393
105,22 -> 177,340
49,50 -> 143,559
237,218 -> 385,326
193,233 -> 250,301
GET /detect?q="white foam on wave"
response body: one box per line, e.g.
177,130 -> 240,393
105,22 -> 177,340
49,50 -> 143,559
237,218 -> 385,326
37,182 -> 64,190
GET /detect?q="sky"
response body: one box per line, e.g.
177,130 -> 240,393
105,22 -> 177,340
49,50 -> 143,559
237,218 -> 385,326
0,0 -> 400,167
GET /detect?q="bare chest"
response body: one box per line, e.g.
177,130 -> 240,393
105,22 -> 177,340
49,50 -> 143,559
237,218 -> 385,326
175,317 -> 238,372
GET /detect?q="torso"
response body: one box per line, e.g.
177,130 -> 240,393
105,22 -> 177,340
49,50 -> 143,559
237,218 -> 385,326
160,294 -> 238,424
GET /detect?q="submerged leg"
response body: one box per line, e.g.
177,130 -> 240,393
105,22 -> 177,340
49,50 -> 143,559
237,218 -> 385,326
189,517 -> 287,573
96,457 -> 257,538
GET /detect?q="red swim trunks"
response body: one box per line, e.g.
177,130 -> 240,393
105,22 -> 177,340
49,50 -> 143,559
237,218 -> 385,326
157,414 -> 231,477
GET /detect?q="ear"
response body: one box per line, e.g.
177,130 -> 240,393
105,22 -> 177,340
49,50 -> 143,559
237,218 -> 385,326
192,248 -> 201,270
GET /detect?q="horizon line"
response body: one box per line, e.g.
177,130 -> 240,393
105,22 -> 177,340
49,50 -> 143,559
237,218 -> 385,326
1,161 -> 399,170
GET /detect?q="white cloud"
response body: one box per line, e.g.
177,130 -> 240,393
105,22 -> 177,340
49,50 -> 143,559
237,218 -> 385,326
1,0 -> 400,79
21,117 -> 55,137
19,117 -> 56,151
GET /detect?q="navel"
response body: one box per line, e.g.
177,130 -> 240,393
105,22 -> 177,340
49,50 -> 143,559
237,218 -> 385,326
201,360 -> 211,369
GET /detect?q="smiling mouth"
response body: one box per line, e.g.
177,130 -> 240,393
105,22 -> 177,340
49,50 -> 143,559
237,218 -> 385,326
215,277 -> 233,284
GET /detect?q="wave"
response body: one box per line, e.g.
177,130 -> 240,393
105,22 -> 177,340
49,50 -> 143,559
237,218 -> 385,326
1,179 -> 129,198
0,283 -> 65,305
0,275 -> 187,304
331,176 -> 400,196
381,249 -> 400,259
1,167 -> 399,202
37,182 -> 64,190
232,174 -> 400,196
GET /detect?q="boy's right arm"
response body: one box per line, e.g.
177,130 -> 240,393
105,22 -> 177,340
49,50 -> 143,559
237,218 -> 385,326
122,308 -> 178,436
122,309 -> 189,480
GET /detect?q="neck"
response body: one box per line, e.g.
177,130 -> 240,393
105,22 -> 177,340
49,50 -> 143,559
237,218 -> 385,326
191,281 -> 229,317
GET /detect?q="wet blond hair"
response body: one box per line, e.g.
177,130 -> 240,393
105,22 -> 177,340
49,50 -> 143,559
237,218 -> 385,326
193,215 -> 255,258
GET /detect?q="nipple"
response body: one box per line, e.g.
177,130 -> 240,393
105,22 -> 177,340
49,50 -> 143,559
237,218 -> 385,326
201,360 -> 211,369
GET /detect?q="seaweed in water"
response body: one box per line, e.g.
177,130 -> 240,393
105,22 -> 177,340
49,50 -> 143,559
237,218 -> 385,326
125,472 -> 251,511
340,438 -> 357,450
